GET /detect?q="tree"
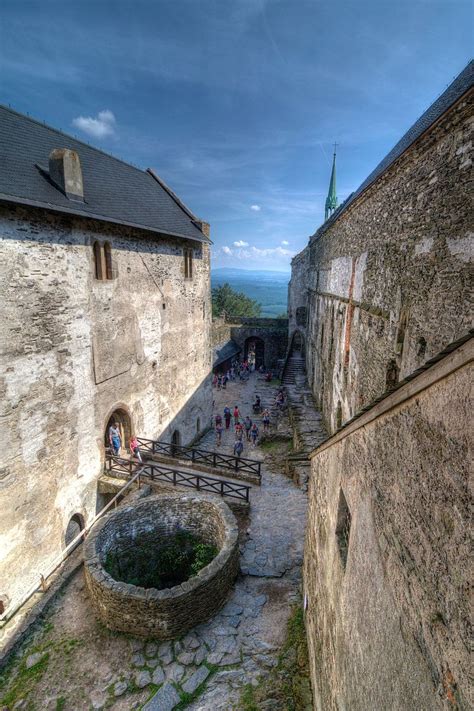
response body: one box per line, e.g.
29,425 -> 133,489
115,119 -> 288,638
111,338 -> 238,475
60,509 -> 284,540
212,283 -> 262,319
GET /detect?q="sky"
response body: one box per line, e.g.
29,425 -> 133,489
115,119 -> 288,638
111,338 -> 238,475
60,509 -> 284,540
1,1 -> 472,272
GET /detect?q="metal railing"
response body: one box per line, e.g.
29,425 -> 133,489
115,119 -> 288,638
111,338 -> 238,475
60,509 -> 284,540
136,437 -> 262,482
106,455 -> 251,503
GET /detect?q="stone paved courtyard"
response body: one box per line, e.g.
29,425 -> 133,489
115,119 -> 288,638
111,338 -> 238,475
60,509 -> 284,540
0,372 -> 309,710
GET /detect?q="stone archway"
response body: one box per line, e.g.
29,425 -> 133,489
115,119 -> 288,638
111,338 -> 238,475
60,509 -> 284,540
290,330 -> 305,357
171,429 -> 181,455
65,513 -> 85,548
105,407 -> 132,456
244,337 -> 265,369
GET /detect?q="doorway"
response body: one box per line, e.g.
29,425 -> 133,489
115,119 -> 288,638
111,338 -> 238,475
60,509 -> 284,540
171,429 -> 181,455
105,407 -> 132,456
244,337 -> 265,369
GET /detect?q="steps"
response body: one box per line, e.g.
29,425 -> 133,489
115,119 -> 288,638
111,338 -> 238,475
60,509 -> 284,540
281,354 -> 306,384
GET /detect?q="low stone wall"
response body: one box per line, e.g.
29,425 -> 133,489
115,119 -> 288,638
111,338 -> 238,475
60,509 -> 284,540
84,493 -> 239,639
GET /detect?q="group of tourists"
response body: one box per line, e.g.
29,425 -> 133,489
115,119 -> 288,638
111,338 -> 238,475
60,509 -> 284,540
212,358 -> 261,390
214,393 -> 272,457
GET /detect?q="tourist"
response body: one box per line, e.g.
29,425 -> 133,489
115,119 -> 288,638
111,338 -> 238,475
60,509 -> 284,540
235,421 -> 244,441
234,439 -> 244,459
262,409 -> 270,432
217,373 -> 222,390
215,413 -> 222,428
222,373 -> 227,389
251,422 -> 259,446
129,435 -> 142,462
233,405 -> 240,424
244,416 -> 252,442
215,421 -> 223,446
212,374 -> 218,388
276,390 -> 285,409
109,422 -> 121,456
224,406 -> 232,430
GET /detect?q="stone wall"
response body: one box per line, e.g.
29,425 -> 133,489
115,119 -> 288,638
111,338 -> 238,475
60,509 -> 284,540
84,493 -> 239,639
288,246 -> 310,345
289,90 -> 473,432
230,322 -> 288,370
303,338 -> 472,710
0,204 -> 213,614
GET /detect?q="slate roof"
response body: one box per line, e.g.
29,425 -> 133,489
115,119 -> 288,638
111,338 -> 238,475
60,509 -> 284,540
312,60 -> 474,241
213,340 -> 241,368
0,105 -> 208,242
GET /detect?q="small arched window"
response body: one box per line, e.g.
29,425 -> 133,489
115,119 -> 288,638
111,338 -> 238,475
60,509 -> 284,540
196,417 -> 201,434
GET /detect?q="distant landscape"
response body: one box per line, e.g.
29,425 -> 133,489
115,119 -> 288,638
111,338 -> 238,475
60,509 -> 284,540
211,268 -> 289,317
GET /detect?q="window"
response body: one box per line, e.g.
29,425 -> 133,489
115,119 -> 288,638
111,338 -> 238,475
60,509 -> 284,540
196,417 -> 201,434
335,488 -> 351,570
184,248 -> 193,279
104,242 -> 113,280
385,359 -> 399,389
93,241 -> 115,281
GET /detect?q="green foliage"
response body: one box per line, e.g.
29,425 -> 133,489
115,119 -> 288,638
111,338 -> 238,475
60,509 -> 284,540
212,283 -> 262,319
104,531 -> 218,591
56,697 -> 66,711
1,651 -> 50,708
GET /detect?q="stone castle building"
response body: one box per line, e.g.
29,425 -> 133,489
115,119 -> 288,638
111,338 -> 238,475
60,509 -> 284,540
289,62 -> 473,708
0,107 -> 213,617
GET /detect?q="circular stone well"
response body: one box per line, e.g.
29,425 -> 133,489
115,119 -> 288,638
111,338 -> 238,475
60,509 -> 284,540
83,493 -> 239,639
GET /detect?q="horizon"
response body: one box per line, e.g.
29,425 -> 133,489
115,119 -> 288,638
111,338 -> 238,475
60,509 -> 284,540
1,1 -> 471,272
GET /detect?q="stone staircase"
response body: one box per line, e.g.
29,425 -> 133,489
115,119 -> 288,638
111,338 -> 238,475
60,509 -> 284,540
281,353 -> 306,384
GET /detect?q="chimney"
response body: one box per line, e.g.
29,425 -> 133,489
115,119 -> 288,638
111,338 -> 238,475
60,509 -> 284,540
49,148 -> 84,201
195,220 -> 210,238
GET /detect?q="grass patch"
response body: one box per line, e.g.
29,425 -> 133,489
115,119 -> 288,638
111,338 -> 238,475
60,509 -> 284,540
56,697 -> 66,711
1,651 -> 50,708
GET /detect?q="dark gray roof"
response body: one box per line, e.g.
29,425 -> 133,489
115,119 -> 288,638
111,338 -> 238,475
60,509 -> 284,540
213,340 -> 241,368
0,105 -> 208,242
312,60 -> 474,241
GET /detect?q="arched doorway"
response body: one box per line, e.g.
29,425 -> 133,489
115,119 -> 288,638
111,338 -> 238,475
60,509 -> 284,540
65,513 -> 85,548
105,407 -> 132,456
290,330 -> 305,357
244,337 -> 265,369
171,429 -> 181,455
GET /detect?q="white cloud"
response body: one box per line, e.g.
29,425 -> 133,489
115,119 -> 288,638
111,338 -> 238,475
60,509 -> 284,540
72,109 -> 116,139
250,204 -> 261,212
228,245 -> 295,261
233,240 -> 249,247
281,240 -> 289,246
222,246 -> 233,256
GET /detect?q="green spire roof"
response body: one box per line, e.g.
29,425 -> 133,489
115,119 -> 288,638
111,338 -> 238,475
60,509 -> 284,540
325,145 -> 338,221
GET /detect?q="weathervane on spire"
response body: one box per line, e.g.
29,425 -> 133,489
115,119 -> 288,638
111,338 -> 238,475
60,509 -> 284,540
325,143 -> 338,221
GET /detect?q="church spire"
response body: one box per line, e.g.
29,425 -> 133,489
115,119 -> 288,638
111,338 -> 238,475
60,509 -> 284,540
325,144 -> 338,221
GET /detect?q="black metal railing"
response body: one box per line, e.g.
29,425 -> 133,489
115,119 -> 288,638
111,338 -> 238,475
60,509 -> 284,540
105,455 -> 251,503
136,438 -> 262,482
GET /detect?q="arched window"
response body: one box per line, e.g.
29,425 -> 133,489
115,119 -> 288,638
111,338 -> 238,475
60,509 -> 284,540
335,488 -> 351,571
386,359 -> 399,389
93,241 -> 104,280
104,242 -> 113,280
196,417 -> 201,434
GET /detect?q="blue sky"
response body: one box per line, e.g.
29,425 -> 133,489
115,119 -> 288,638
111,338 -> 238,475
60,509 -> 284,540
1,0 -> 472,272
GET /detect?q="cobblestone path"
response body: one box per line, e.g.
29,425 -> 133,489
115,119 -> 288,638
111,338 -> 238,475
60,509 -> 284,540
140,372 -> 308,710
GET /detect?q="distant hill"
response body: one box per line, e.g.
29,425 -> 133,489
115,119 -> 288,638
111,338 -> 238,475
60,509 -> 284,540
211,268 -> 289,317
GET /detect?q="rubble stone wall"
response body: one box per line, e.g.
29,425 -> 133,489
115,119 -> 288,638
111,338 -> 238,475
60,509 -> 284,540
289,91 -> 473,432
0,204 -> 213,613
84,493 -> 239,638
304,341 -> 472,710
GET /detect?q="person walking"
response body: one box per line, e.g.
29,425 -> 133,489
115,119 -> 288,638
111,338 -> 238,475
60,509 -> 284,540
215,413 -> 223,428
234,439 -> 244,459
224,406 -> 232,430
244,416 -> 252,442
235,421 -> 244,441
250,422 -> 259,446
217,374 -> 222,390
215,421 -> 223,446
109,422 -> 122,456
233,405 -> 240,424
262,409 -> 270,432
129,435 -> 142,462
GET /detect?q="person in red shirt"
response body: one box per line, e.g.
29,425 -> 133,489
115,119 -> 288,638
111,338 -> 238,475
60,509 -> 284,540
233,406 -> 240,424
